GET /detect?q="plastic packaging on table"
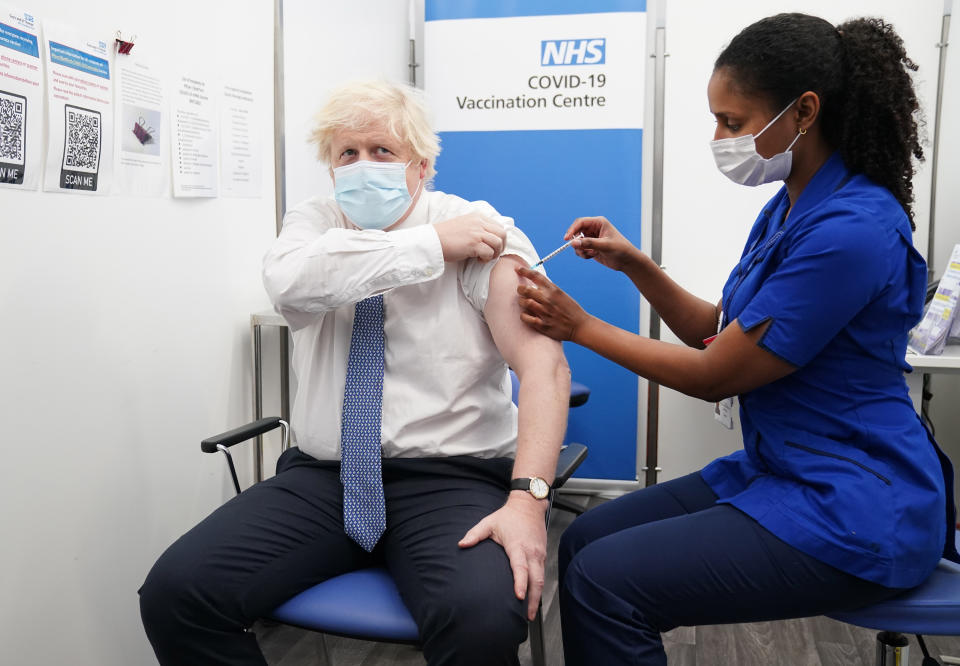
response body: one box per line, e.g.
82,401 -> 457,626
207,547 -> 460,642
908,243 -> 960,355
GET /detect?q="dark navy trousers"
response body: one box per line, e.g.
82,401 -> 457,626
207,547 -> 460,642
559,472 -> 903,665
139,448 -> 527,666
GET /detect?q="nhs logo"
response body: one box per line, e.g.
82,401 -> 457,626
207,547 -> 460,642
540,38 -> 606,66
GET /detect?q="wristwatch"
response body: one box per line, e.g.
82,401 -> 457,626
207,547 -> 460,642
510,476 -> 551,500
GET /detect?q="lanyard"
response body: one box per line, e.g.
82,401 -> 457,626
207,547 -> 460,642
722,227 -> 785,329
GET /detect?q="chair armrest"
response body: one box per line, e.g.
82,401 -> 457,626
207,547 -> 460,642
569,381 -> 590,407
201,417 -> 284,453
554,443 -> 588,490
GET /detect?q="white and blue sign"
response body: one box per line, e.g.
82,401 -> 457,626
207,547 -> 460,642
48,41 -> 109,79
0,20 -> 38,58
426,0 -> 646,481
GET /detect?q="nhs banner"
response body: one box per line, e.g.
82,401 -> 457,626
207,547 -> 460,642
427,3 -> 645,132
426,0 -> 646,482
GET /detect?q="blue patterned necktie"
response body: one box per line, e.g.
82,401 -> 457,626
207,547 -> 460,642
340,295 -> 387,552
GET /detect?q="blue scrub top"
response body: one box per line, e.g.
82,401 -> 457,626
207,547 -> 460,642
701,152 -> 958,589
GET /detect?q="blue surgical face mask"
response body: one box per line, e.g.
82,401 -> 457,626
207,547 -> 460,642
333,160 -> 421,230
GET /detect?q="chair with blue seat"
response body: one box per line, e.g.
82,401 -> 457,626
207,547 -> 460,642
826,531 -> 960,665
201,371 -> 589,665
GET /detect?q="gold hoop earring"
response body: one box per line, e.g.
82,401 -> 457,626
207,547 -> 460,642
798,127 -> 807,135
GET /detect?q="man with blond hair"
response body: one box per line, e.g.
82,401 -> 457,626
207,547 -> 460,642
139,80 -> 570,665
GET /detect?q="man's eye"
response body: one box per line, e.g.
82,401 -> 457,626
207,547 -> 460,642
376,146 -> 393,155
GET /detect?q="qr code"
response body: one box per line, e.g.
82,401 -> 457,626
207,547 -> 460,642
62,105 -> 101,173
0,90 -> 26,166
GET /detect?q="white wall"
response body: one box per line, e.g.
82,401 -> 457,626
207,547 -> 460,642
654,0 -> 954,482
282,0 -> 410,209
0,1 -> 276,664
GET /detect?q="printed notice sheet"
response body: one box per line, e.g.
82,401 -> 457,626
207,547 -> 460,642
0,6 -> 42,189
219,84 -> 261,198
114,58 -> 168,196
42,22 -> 113,194
172,75 -> 217,197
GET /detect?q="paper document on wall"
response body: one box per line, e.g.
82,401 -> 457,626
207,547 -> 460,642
0,5 -> 43,190
172,75 -> 218,198
219,83 -> 261,198
908,243 -> 960,355
114,58 -> 168,197
42,22 -> 113,194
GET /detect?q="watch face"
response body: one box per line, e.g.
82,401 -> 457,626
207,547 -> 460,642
529,477 -> 550,500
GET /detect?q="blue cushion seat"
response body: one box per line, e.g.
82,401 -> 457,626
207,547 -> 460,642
269,567 -> 420,643
827,533 -> 960,635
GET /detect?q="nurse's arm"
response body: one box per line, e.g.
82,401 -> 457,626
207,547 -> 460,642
571,315 -> 794,402
516,266 -> 792,400
569,218 -> 720,347
619,250 -> 723,349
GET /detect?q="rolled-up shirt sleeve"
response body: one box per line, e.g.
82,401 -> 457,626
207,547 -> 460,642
263,202 -> 445,330
457,200 -> 541,313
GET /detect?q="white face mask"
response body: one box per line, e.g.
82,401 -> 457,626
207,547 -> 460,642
710,99 -> 802,187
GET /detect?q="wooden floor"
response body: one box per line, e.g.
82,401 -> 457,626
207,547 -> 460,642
255,495 -> 960,666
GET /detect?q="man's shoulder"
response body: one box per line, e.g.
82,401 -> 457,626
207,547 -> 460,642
425,189 -> 472,212
425,189 -> 513,227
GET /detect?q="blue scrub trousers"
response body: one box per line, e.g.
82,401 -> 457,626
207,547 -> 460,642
559,472 -> 904,665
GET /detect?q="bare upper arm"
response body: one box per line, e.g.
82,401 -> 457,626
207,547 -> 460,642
483,255 -> 565,374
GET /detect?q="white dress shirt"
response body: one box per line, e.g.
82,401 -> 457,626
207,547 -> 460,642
262,189 -> 541,461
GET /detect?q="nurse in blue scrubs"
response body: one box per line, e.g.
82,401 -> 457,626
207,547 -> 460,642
516,13 -> 959,666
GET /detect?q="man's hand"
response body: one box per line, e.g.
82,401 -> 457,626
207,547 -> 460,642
434,214 -> 507,263
458,493 -> 548,621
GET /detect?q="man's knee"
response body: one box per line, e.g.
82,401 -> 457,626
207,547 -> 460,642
420,584 -> 528,663
140,552 -> 192,634
139,545 -> 222,639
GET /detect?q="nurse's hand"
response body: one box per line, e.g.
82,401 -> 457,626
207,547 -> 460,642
515,267 -> 591,341
566,216 -> 641,272
434,214 -> 507,263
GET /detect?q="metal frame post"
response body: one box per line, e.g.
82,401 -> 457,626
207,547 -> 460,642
254,0 -> 290,483
644,21 -> 667,487
929,2 -> 952,280
252,320 -> 264,482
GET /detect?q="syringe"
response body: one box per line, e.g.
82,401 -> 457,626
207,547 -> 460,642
529,232 -> 585,269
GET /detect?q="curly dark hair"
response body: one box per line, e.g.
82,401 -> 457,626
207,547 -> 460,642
715,13 -> 924,229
